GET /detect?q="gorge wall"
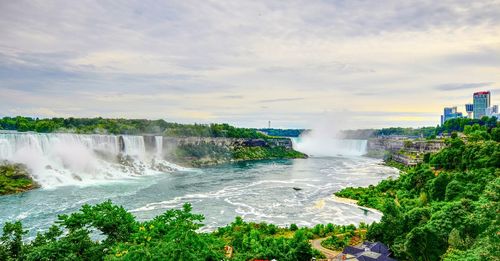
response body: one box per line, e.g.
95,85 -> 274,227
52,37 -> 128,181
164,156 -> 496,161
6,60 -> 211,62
367,137 -> 446,165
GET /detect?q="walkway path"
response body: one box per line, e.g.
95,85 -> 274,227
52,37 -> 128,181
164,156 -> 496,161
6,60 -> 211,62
310,237 -> 340,260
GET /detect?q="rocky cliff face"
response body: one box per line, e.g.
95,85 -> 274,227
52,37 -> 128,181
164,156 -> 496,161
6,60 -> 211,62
162,137 -> 294,150
367,138 -> 445,154
367,138 -> 405,155
367,137 -> 446,165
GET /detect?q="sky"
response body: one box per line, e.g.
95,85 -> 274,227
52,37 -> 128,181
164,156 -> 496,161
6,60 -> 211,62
1,0 -> 499,129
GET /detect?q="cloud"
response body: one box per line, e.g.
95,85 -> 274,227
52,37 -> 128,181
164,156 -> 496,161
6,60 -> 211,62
220,95 -> 244,99
440,46 -> 500,67
0,0 -> 499,128
434,82 -> 495,91
259,98 -> 305,103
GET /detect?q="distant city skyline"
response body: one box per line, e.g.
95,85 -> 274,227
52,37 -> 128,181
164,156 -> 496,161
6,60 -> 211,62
440,90 -> 499,125
1,1 -> 499,129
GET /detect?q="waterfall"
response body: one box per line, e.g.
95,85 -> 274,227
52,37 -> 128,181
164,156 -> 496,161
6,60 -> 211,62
154,136 -> 163,157
121,135 -> 147,160
0,132 -> 183,188
293,137 -> 367,157
333,139 -> 368,155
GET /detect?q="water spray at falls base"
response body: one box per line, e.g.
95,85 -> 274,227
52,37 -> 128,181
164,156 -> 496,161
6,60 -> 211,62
0,133 -> 185,188
292,112 -> 367,157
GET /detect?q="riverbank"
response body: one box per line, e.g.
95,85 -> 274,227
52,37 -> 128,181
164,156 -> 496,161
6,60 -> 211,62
333,137 -> 499,260
331,195 -> 383,215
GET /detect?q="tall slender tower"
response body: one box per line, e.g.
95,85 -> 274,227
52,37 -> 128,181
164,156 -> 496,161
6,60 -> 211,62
465,104 -> 474,118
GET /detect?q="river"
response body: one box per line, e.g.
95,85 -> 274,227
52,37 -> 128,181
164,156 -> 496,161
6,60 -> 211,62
0,132 -> 398,237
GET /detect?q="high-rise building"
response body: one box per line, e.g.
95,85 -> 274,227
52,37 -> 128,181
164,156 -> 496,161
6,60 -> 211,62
441,106 -> 462,125
473,91 -> 491,119
465,104 -> 474,118
486,105 -> 498,116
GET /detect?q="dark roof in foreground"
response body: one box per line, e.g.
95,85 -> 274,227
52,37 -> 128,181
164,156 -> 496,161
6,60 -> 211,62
338,241 -> 396,261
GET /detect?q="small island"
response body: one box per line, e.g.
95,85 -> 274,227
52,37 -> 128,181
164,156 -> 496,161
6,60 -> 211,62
0,163 -> 38,195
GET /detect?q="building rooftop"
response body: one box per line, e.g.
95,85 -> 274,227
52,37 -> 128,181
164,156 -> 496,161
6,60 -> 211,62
338,242 -> 396,261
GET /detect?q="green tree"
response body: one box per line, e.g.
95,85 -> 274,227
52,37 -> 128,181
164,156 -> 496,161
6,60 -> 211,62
491,127 -> 500,142
427,172 -> 450,201
34,120 -> 57,133
290,230 -> 314,260
0,221 -> 25,260
404,226 -> 443,261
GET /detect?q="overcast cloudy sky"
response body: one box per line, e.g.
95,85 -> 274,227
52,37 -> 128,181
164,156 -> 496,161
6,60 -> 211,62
1,0 -> 499,128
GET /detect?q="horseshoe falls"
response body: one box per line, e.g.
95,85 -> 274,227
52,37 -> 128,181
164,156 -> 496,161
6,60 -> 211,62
292,138 -> 368,157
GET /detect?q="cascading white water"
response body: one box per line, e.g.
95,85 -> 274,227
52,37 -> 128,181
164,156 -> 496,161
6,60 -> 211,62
121,135 -> 147,160
334,139 -> 368,155
154,136 -> 163,157
293,137 -> 367,157
0,132 -> 184,188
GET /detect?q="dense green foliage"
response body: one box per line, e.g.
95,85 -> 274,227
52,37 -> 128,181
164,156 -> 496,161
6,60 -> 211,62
213,218 -> 318,260
232,147 -> 307,161
0,164 -> 37,195
0,116 -> 270,139
165,123 -> 269,139
167,141 -> 307,167
342,117 -> 499,139
319,224 -> 365,251
336,135 -> 500,260
428,136 -> 499,170
0,202 -> 225,260
374,126 -> 438,138
436,116 -> 498,135
321,235 -> 349,251
257,128 -> 305,137
0,116 -> 172,135
0,202 -> 326,261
